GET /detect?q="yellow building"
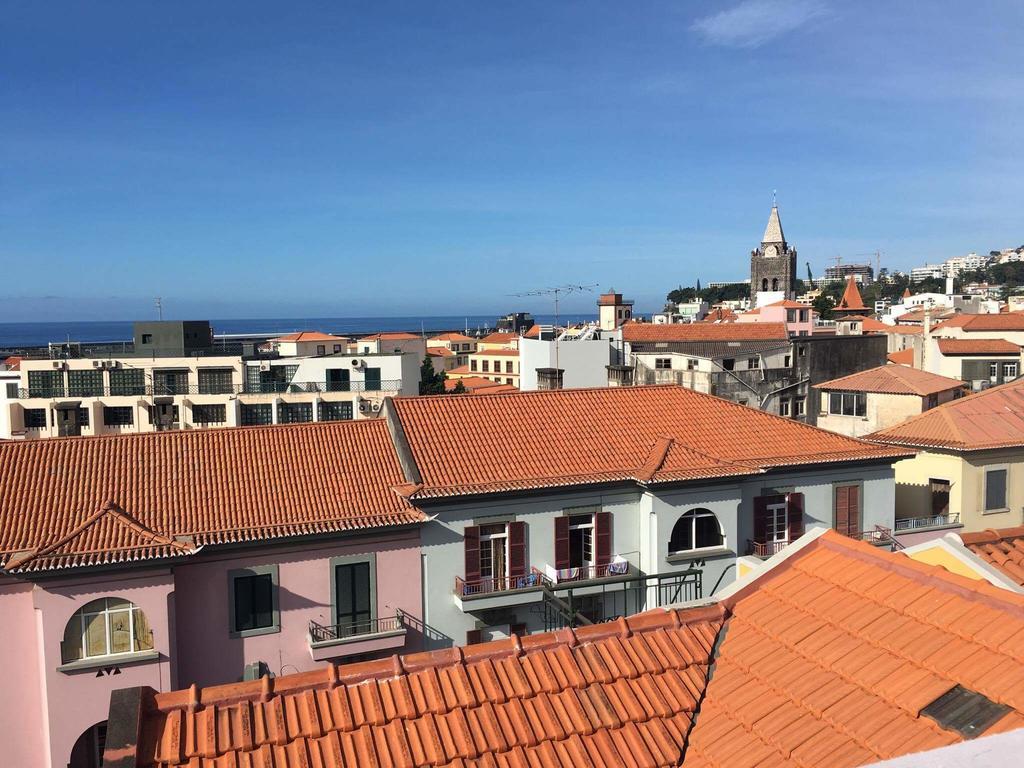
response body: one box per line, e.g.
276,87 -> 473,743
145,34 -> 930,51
868,377 -> 1024,535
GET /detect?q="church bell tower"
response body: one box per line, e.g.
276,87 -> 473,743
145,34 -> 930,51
749,199 -> 797,304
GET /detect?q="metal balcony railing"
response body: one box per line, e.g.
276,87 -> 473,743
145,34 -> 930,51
241,380 -> 401,394
20,384 -> 244,398
308,611 -> 405,644
894,512 -> 961,531
549,558 -> 634,584
455,568 -> 550,597
747,539 -> 791,558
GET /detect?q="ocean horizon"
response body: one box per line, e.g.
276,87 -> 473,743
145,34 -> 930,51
0,313 -> 615,349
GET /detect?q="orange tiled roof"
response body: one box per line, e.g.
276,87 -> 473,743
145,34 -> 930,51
474,348 -> 520,357
3,355 -> 23,370
479,332 -> 517,345
868,376 -> 1024,451
429,333 -> 475,343
393,386 -> 911,499
701,308 -> 738,323
360,332 -> 422,342
0,422 -> 420,573
271,331 -> 347,342
855,317 -> 922,334
937,339 -> 1022,355
426,347 -> 455,357
960,527 -> 1024,586
444,376 -> 507,393
887,349 -> 914,365
622,322 -> 788,343
837,275 -> 867,310
764,299 -> 811,309
897,307 -> 956,324
934,313 -> 1024,333
813,364 -> 965,396
522,324 -> 543,338
117,530 -> 1024,768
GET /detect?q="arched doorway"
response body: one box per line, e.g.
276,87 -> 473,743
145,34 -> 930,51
68,722 -> 107,768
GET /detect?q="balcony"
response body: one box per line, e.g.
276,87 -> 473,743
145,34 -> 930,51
453,569 -> 550,612
747,539 -> 791,559
19,384 -> 245,399
895,512 -> 961,532
543,557 -> 634,587
307,612 -> 407,662
241,380 -> 401,395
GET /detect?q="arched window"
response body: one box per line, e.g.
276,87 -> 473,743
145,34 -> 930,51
61,597 -> 153,663
761,278 -> 768,291
772,278 -> 779,291
669,509 -> 724,553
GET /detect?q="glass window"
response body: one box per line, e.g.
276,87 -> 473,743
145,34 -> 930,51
471,360 -> 478,372
316,345 -> 326,355
334,561 -> 372,636
568,513 -> 594,568
687,358 -> 697,370
68,369 -> 104,397
24,408 -> 47,428
5,382 -> 16,398
197,368 -> 234,394
482,360 -> 490,373
1004,363 -> 1019,380
333,344 -> 342,353
103,406 -> 134,426
722,358 -> 735,371
669,509 -> 724,553
990,363 -> 1000,379
318,401 -> 354,421
794,397 -> 805,417
109,368 -> 145,396
779,399 -> 790,417
766,500 -> 788,543
192,404 -> 226,424
655,358 -> 672,370
784,355 -> 792,367
985,469 -> 1007,511
231,570 -> 276,634
240,403 -> 273,426
748,357 -> 760,369
28,369 -> 64,398
479,523 -> 508,581
152,369 -> 189,395
61,597 -> 153,664
364,367 -> 382,391
278,402 -> 313,424
787,309 -> 797,322
926,394 -> 939,410
505,360 -> 513,374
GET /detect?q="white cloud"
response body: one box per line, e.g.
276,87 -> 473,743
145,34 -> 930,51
691,0 -> 829,48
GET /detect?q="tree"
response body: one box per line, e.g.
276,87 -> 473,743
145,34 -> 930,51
450,380 -> 467,394
419,356 -> 447,395
812,292 -> 836,320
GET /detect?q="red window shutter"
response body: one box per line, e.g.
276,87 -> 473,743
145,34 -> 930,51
786,492 -> 805,540
753,496 -> 769,543
554,516 -> 570,570
464,526 -> 480,584
466,629 -> 482,645
595,511 -> 612,566
508,521 -> 527,578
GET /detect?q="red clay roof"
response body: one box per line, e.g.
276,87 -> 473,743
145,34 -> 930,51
0,422 -> 420,573
522,324 -> 543,338
393,386 -> 911,499
444,376 -> 512,394
937,339 -> 1022,355
474,348 -> 520,357
701,308 -> 738,323
479,332 -> 518,345
855,317 -> 922,334
429,333 -> 475,343
360,332 -> 422,341
118,530 -> 1024,768
868,376 -> 1024,451
837,276 -> 867,310
887,349 -> 914,365
960,527 -> 1024,586
426,347 -> 455,357
813,365 -> 965,396
765,299 -> 811,309
897,307 -> 956,324
622,322 -> 788,343
272,331 -> 347,342
934,314 -> 1024,332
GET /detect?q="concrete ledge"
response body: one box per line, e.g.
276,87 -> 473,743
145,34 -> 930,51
58,650 -> 160,674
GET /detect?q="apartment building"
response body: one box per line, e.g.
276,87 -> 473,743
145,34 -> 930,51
2,324 -> 420,439
426,332 -> 476,373
447,332 -> 522,387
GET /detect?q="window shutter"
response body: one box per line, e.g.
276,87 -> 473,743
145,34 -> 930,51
464,526 -> 480,584
554,516 -> 570,570
786,492 -> 805,540
466,629 -> 482,645
753,496 -> 769,543
595,511 -> 612,566
849,485 -> 861,536
508,522 -> 527,578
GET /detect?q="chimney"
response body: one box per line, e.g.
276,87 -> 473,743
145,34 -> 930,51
535,368 -> 564,391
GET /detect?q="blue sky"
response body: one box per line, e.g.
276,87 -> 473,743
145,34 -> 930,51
2,1 -> 1022,321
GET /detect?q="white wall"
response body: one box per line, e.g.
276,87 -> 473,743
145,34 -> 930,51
518,336 -> 616,390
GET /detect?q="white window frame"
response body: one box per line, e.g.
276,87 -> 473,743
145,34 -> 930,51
567,512 -> 594,568
767,501 -> 788,543
669,508 -> 725,554
1004,362 -> 1018,380
479,523 -> 509,580
62,597 -> 152,664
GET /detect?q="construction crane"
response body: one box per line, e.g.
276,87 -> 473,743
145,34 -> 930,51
806,262 -> 813,285
509,284 -> 598,377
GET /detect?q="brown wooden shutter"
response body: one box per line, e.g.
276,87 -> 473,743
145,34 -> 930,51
466,629 -> 482,645
786,492 -> 805,540
753,496 -> 769,543
464,525 -> 480,584
595,511 -> 612,567
508,521 -> 527,578
848,485 -> 861,536
834,486 -> 850,536
554,516 -> 570,570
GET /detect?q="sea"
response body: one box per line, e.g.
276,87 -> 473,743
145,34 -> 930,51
0,314 -> 600,350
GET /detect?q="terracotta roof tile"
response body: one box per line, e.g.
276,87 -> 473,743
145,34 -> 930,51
393,386 -> 910,499
961,527 -> 1024,586
867,376 -> 1024,450
272,331 -> 348,342
937,339 -> 1022,355
623,323 -> 787,342
887,349 -> 915,365
479,333 -> 517,345
122,531 -> 1024,768
361,332 -> 422,341
837,276 -> 867,311
813,365 -> 965,396
430,333 -> 476,343
428,347 -> 456,357
896,307 -> 957,324
934,314 -> 1024,332
0,422 -> 419,573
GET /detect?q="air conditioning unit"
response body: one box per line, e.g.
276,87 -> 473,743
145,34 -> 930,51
371,402 -> 382,412
972,379 -> 990,391
92,360 -> 103,368
351,358 -> 364,368
358,399 -> 370,412
52,361 -> 62,369
259,361 -> 271,372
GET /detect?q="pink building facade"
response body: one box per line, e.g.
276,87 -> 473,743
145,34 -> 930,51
738,300 -> 816,336
0,528 -> 422,768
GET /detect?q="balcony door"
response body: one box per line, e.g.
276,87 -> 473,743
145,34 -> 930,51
334,561 -> 372,636
766,500 -> 788,544
326,368 -> 351,392
479,524 -> 508,587
463,521 -> 526,593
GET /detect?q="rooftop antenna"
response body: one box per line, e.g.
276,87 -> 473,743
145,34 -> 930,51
772,189 -> 777,206
155,297 -> 163,321
509,284 -> 598,377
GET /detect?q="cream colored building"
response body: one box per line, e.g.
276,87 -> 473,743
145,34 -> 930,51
868,377 -> 1024,535
814,365 -> 965,438
269,331 -> 349,357
597,290 -> 634,331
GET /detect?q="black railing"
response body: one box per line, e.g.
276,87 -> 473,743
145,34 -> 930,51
242,380 -> 401,394
308,612 -> 405,644
456,568 -> 550,597
19,380 -> 403,399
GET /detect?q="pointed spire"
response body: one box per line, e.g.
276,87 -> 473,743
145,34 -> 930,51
902,287 -> 912,300
762,201 -> 785,245
838,275 -> 867,310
